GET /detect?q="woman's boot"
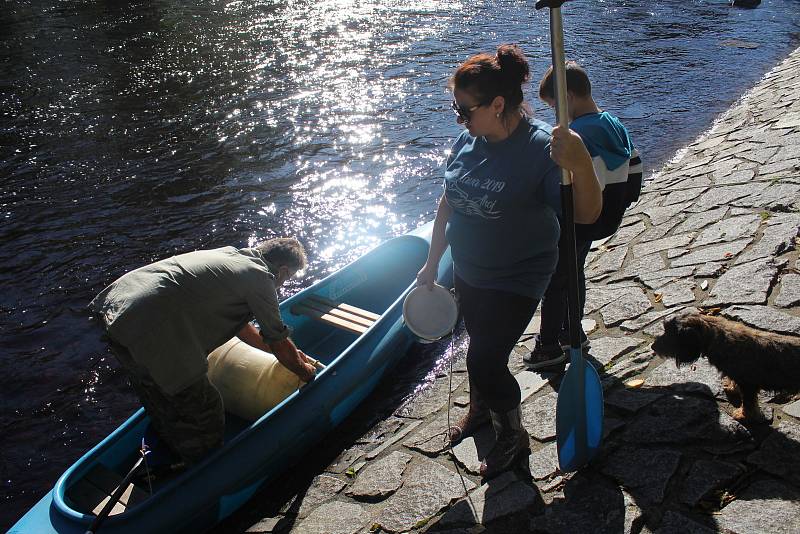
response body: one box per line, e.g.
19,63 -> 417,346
479,404 -> 529,479
447,380 -> 489,444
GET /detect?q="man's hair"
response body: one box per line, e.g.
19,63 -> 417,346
255,237 -> 307,272
538,61 -> 592,101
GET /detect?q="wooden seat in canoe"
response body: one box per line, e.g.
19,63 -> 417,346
67,464 -> 149,516
291,294 -> 380,334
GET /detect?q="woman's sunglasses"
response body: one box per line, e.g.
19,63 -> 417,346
451,99 -> 487,122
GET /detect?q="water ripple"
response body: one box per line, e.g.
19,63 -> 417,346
2,0 -> 800,527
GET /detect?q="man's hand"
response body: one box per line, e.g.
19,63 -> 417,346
293,358 -> 317,383
270,337 -> 317,383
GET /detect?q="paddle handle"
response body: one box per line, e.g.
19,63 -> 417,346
549,7 -> 571,175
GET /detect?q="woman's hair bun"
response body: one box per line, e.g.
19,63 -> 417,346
496,44 -> 530,86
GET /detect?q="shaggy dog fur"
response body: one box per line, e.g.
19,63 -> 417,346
651,312 -> 800,422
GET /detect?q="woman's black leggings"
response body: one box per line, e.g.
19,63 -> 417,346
455,275 -> 539,413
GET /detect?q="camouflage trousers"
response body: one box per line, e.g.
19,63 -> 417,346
109,341 -> 225,465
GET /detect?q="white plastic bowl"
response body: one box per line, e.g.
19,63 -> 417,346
403,283 -> 459,341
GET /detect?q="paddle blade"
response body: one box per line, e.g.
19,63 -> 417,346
556,348 -> 604,472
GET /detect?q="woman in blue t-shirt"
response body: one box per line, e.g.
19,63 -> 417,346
416,44 -> 601,478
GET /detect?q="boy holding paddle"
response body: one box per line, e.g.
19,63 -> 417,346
526,61 -> 643,370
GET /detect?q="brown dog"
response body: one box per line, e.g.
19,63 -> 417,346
651,311 -> 800,422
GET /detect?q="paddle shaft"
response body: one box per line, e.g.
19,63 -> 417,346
537,0 -> 605,473
547,2 -> 589,464
85,455 -> 145,534
546,6 -> 583,354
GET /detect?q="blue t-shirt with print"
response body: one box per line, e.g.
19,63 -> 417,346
444,117 -> 562,299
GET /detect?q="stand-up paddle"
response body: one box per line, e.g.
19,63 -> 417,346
535,0 -> 604,472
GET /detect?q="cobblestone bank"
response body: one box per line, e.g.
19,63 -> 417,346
243,47 -> 800,534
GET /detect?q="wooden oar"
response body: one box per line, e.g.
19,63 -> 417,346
535,0 -> 604,472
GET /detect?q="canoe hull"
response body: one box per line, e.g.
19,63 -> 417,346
11,222 -> 452,533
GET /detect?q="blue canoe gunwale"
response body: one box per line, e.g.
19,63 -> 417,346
16,223 -> 453,533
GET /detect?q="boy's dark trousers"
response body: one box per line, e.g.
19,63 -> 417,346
539,236 -> 592,346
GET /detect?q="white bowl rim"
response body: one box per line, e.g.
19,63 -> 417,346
402,283 -> 458,341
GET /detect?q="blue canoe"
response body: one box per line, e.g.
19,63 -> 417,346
11,222 -> 452,533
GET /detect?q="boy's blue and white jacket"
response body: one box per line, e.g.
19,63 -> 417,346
570,111 -> 643,241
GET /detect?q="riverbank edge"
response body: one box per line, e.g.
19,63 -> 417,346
241,43 -> 800,534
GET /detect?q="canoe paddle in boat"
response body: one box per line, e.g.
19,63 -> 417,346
535,0 -> 604,472
85,441 -> 150,534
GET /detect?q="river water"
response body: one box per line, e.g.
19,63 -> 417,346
2,0 -> 800,528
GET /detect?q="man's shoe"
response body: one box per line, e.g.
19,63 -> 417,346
524,336 -> 567,370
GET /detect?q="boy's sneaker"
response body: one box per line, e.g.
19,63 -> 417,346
558,329 -> 590,350
524,335 -> 567,370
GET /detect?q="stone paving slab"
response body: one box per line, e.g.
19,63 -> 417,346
237,45 -> 800,534
528,442 -> 559,481
644,355 -> 726,398
721,304 -> 800,335
371,459 -> 475,532
346,451 -> 412,500
280,474 -> 348,519
403,408 -> 467,456
586,336 -> 642,367
671,238 -> 753,267
620,394 -> 752,451
715,479 -> 800,534
747,420 -> 800,486
437,471 -> 540,528
603,351 -> 652,385
522,392 -> 558,442
775,272 -> 800,307
679,459 -> 743,507
604,387 -> 664,414
296,501 -> 369,534
528,475 -> 645,534
704,258 -> 782,306
654,511 -> 715,534
785,400 -> 800,418
601,447 -> 682,507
